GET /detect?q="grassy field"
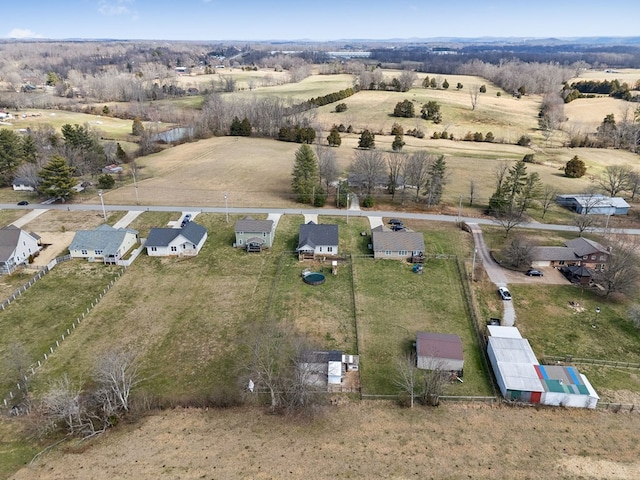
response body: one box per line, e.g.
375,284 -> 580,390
7,402 -> 640,480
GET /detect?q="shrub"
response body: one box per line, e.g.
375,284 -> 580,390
335,103 -> 347,113
564,155 -> 586,178
97,174 -> 116,189
522,154 -> 535,163
362,195 -> 375,208
473,132 -> 484,142
484,132 -> 495,142
337,124 -> 346,133
432,131 -> 441,139
517,135 -> 532,146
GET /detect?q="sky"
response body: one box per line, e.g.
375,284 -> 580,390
3,0 -> 640,42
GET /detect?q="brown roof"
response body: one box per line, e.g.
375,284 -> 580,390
416,332 -> 463,361
372,230 -> 425,252
565,237 -> 609,257
531,246 -> 577,262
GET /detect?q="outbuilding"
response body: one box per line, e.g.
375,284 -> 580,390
416,332 -> 464,376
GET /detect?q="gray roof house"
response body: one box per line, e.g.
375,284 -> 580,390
297,221 -> 339,259
69,224 -> 138,263
234,216 -> 275,251
0,225 -> 41,274
371,226 -> 425,261
146,222 -> 208,257
12,177 -> 38,192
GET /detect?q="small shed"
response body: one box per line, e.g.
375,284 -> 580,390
416,332 -> 464,375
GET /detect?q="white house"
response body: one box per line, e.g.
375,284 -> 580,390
69,224 -> 138,263
12,177 -> 37,192
297,221 -> 339,259
0,225 -> 41,274
146,222 -> 207,257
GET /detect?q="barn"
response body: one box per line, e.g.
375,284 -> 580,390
487,326 -> 598,408
416,332 -> 464,376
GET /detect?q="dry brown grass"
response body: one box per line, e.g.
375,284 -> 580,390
9,402 -> 640,480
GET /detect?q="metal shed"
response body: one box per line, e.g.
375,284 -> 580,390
416,332 -> 464,375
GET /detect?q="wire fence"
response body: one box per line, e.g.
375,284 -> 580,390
2,265 -> 126,414
541,356 -> 640,370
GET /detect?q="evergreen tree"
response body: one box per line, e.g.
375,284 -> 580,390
230,117 -> 243,135
358,129 -> 375,149
564,155 -> 586,178
116,143 -> 128,163
489,159 -> 540,215
424,155 -> 447,206
38,155 -> 76,201
21,135 -> 38,163
132,118 -> 145,136
442,79 -> 449,90
327,126 -> 342,147
479,85 -> 487,93
0,129 -> 23,186
240,118 -> 252,136
291,144 -> 319,204
392,134 -> 405,151
393,99 -> 415,118
97,173 -> 116,189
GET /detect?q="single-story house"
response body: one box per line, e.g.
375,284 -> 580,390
69,224 -> 138,263
12,177 -> 37,192
102,164 -> 123,174
297,221 -> 339,259
531,237 -> 609,271
371,226 -> 425,261
556,194 -> 630,215
416,332 -> 464,376
487,326 -> 598,408
146,222 -> 207,257
234,216 -> 275,251
347,173 -> 405,191
0,225 -> 41,274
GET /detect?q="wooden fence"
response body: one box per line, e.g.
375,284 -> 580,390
541,356 -> 640,370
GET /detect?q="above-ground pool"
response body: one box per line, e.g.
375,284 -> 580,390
302,272 -> 326,286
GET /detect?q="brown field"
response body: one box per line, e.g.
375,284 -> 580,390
8,402 -> 640,480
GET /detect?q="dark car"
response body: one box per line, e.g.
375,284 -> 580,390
17,201 -> 29,206
388,219 -> 403,226
180,214 -> 192,227
526,269 -> 543,277
391,224 -> 405,231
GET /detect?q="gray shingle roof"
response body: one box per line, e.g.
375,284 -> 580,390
147,222 -> 207,247
565,237 -> 608,257
0,225 -> 22,262
531,246 -> 577,262
69,224 -> 138,255
297,222 -> 338,249
235,216 -> 273,233
372,230 -> 425,252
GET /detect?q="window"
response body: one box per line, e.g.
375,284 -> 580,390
385,250 -> 392,256
319,247 -> 323,252
398,250 -> 408,256
151,247 -> 157,252
263,232 -> 267,237
171,246 -> 177,252
95,250 -> 103,255
558,260 -> 565,265
327,246 -> 333,252
591,255 -> 596,260
81,250 -> 88,255
599,255 -> 606,260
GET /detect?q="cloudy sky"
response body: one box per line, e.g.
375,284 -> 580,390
4,0 -> 640,41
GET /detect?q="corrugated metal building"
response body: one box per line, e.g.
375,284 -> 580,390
487,327 -> 598,408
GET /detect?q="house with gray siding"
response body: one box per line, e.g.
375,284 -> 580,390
234,216 -> 275,251
69,224 -> 138,263
371,226 -> 425,261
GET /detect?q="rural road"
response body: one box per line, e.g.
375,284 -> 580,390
466,223 -> 515,326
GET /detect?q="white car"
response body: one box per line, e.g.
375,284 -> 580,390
498,287 -> 512,301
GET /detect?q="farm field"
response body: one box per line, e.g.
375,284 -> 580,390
6,401 -> 640,480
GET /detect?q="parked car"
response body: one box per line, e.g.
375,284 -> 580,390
526,269 -> 543,277
498,287 -> 512,301
17,201 -> 29,206
388,219 -> 403,226
180,214 -> 192,227
391,224 -> 405,231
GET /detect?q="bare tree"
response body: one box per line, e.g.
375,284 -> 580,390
3,342 -> 32,412
469,84 -> 480,110
349,149 -> 387,195
539,185 -> 558,220
397,70 -> 418,92
40,375 -> 84,436
420,358 -> 449,407
599,165 -> 632,197
572,213 -> 597,236
394,352 -> 422,408
469,179 -> 476,206
93,348 -> 142,413
315,144 -> 339,192
593,236 -> 640,298
387,152 -> 406,200
495,205 -> 524,238
629,171 -> 640,201
628,304 -> 640,329
404,151 -> 433,201
504,235 -> 534,268
494,161 -> 510,191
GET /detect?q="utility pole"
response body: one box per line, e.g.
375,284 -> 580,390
98,190 -> 107,221
224,192 -> 229,223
